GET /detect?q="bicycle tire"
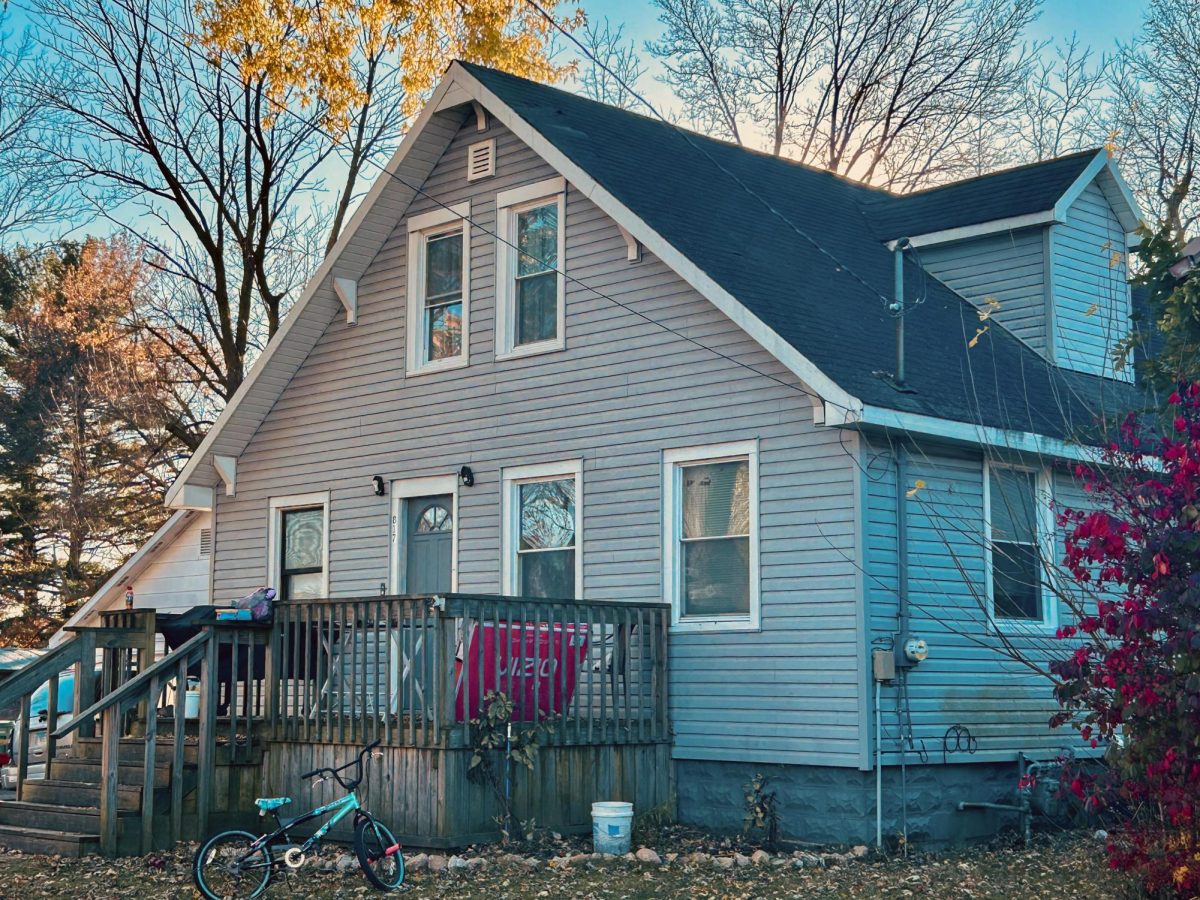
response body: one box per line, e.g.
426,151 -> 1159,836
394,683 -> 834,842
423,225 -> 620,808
354,815 -> 405,891
194,829 -> 273,900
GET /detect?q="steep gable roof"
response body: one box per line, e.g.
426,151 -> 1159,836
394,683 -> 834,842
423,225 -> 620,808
461,63 -> 1142,436
167,63 -> 1145,507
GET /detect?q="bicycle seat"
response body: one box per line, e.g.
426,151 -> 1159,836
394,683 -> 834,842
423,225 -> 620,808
254,797 -> 292,812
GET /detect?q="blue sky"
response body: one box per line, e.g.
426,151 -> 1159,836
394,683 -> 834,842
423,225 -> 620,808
591,0 -> 1147,51
583,0 -> 1148,112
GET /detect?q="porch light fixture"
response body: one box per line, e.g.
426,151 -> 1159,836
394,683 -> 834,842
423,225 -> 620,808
371,475 -> 385,496
458,466 -> 475,487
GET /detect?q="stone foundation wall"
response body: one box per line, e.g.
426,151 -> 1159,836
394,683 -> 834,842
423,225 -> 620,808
675,759 -> 1025,847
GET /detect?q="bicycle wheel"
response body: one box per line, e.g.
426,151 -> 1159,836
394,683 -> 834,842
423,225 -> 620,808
194,829 -> 273,900
354,815 -> 405,891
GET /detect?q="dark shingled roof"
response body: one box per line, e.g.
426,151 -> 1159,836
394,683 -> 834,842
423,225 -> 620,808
860,149 -> 1100,240
464,64 -> 1141,442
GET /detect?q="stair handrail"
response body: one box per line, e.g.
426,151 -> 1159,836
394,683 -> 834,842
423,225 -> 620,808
51,630 -> 211,740
0,639 -> 81,712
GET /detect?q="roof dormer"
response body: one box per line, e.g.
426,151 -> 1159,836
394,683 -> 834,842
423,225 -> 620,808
865,150 -> 1142,380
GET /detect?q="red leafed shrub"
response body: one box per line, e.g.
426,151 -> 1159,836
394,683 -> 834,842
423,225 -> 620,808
1052,384 -> 1200,896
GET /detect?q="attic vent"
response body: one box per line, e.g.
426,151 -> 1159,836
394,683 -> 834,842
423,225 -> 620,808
466,139 -> 495,181
199,528 -> 213,558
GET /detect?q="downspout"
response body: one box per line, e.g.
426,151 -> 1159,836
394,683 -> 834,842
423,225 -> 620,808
896,441 -> 911,850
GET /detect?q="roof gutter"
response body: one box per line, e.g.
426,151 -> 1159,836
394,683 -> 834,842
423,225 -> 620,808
850,404 -> 1102,463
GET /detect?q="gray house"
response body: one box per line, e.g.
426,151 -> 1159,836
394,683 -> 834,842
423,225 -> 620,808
159,64 -> 1141,846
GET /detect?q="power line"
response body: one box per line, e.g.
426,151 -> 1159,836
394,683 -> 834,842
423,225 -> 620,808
10,0 -> 872,418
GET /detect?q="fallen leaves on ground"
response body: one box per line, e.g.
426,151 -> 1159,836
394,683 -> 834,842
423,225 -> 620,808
0,831 -> 1140,899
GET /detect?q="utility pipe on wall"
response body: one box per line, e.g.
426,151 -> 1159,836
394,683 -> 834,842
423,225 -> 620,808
892,238 -> 911,386
875,679 -> 882,850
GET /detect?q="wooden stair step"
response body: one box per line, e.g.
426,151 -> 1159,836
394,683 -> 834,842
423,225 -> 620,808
70,736 -> 199,765
0,800 -> 135,832
0,823 -> 100,857
50,758 -> 173,788
21,779 -> 142,811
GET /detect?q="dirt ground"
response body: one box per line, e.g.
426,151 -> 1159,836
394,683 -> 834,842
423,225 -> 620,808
0,831 -> 1140,899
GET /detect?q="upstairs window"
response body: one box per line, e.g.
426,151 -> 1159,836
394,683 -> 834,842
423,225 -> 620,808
985,464 -> 1053,627
664,442 -> 760,632
406,202 -> 470,375
496,177 -> 566,359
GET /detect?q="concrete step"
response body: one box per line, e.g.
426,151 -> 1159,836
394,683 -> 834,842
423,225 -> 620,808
0,800 -> 136,833
21,779 -> 142,811
70,736 -> 199,766
50,758 -> 172,788
0,823 -> 100,857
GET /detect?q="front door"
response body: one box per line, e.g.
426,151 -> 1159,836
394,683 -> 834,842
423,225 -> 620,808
405,495 -> 453,594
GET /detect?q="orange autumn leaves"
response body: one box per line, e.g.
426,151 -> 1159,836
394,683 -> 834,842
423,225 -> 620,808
194,0 -> 581,131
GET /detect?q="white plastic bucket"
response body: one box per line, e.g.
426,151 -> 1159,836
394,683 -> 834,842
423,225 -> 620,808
184,678 -> 201,719
592,801 -> 633,855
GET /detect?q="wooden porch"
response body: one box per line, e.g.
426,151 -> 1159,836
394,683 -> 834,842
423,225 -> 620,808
0,594 -> 672,854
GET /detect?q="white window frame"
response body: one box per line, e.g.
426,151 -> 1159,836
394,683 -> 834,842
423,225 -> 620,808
388,474 -> 460,594
406,202 -> 471,376
267,491 -> 330,599
663,441 -> 760,633
983,460 -> 1057,632
500,459 -> 583,598
495,177 -> 566,360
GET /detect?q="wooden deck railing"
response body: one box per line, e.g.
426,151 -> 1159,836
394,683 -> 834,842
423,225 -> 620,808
268,594 -> 670,749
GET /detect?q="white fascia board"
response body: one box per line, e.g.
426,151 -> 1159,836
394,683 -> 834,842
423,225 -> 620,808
51,510 -> 195,645
857,404 -> 1103,463
1055,151 -> 1143,241
1099,160 -> 1145,235
451,64 -> 863,421
891,210 -> 1058,249
168,483 -> 216,511
165,73 -> 464,508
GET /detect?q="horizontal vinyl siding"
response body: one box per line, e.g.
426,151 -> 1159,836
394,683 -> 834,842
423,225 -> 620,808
213,118 -> 863,767
1052,182 -> 1131,379
864,441 -> 1082,762
918,228 -> 1047,354
102,514 -> 212,617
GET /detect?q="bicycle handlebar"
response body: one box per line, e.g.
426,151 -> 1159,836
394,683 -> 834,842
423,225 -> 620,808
300,740 -> 381,789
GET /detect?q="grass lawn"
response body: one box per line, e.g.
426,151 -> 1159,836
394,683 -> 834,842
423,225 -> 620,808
0,832 -> 1139,899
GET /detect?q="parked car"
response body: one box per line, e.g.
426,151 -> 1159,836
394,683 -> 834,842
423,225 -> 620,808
0,673 -> 76,790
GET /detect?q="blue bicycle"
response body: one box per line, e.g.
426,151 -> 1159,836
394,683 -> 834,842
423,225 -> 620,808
193,740 -> 404,898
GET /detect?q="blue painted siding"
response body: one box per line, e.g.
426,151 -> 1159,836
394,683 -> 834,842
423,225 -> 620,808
917,228 -> 1047,354
1051,182 -> 1131,379
863,439 -> 1088,764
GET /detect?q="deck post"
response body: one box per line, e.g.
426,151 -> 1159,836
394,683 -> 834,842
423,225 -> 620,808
196,630 -> 218,838
100,702 -> 121,855
75,629 -> 97,738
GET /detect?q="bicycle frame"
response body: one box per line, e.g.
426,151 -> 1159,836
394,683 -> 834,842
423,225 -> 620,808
241,791 -> 366,866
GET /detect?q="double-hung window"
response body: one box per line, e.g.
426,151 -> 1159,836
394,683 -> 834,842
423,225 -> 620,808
664,442 -> 760,631
495,177 -> 566,359
985,463 -> 1053,627
406,202 -> 470,375
268,493 -> 329,602
502,461 -> 582,600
